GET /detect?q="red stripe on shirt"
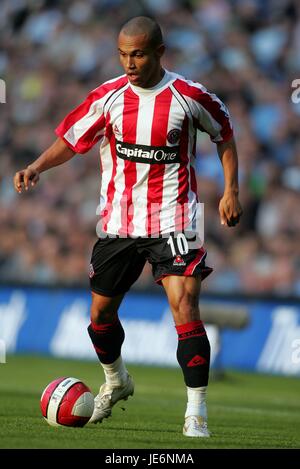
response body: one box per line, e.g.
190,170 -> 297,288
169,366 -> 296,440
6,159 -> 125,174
190,164 -> 198,198
55,76 -> 128,153
119,88 -> 139,236
74,114 -> 106,154
102,114 -> 117,232
147,88 -> 173,236
175,116 -> 189,231
190,131 -> 198,200
173,79 -> 233,143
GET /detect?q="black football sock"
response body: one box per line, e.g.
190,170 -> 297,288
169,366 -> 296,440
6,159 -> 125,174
87,317 -> 125,364
175,320 -> 210,387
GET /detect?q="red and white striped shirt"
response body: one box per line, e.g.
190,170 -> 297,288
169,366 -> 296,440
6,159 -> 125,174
56,70 -> 233,237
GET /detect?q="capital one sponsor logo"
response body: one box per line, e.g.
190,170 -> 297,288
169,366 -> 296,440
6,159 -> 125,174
116,140 -> 180,164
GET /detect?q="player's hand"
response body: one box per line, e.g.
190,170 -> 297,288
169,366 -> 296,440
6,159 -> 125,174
13,166 -> 40,193
219,191 -> 243,227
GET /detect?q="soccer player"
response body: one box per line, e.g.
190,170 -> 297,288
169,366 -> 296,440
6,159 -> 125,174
14,16 -> 242,437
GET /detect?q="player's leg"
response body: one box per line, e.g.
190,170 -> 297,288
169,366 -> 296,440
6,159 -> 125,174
162,275 -> 211,437
89,291 -> 128,385
88,291 -> 134,423
87,237 -> 145,424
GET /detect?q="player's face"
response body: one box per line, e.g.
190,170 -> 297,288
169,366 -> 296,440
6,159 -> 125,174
118,32 -> 165,88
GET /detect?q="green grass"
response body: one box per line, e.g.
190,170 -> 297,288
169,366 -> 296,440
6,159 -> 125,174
0,355 -> 300,449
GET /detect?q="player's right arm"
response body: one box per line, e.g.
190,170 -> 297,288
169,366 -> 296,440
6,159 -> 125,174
13,137 -> 75,193
14,76 -> 127,194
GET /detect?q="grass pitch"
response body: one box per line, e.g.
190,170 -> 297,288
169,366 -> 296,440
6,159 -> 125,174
0,355 -> 300,449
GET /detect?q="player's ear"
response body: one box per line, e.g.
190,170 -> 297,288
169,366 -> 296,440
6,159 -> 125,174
156,43 -> 165,58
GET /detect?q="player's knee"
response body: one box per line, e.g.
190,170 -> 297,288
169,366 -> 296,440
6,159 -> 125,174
90,294 -> 118,325
90,306 -> 118,325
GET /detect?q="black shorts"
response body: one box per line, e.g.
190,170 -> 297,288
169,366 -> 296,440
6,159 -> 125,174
89,233 -> 213,297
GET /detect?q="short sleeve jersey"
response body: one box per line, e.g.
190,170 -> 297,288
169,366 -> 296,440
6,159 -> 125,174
56,70 -> 233,236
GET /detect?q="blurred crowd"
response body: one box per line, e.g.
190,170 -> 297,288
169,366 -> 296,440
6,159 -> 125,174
0,0 -> 300,296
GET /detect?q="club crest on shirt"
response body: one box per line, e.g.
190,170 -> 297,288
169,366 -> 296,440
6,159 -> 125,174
167,128 -> 181,144
173,255 -> 186,266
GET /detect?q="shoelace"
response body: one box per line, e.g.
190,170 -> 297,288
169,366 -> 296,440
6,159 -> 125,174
95,392 -> 111,409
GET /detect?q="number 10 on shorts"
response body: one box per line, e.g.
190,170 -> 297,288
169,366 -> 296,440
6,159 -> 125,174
167,233 -> 190,256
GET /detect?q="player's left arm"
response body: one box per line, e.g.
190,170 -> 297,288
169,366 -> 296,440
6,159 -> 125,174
185,82 -> 243,227
217,136 -> 243,227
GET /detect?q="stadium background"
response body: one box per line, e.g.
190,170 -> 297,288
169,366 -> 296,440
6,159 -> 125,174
0,0 -> 300,450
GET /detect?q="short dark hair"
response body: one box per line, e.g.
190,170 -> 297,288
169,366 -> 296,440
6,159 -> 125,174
120,16 -> 163,49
